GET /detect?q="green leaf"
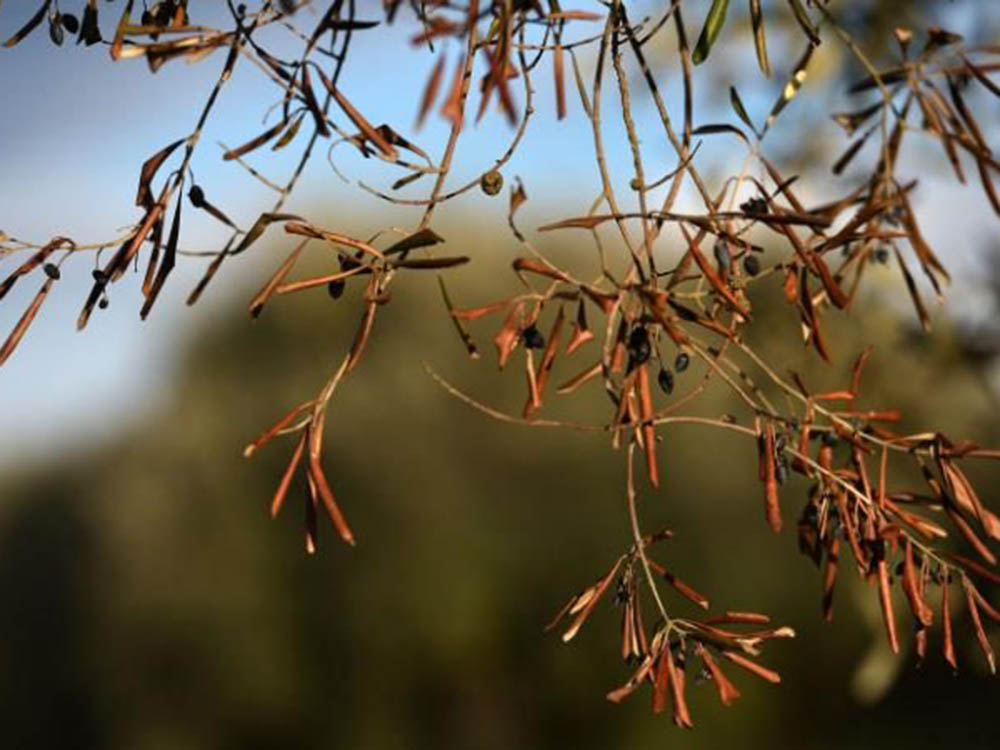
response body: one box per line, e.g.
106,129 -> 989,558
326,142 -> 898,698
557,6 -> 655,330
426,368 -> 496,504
692,0 -> 729,65
271,112 -> 305,152
729,86 -> 758,138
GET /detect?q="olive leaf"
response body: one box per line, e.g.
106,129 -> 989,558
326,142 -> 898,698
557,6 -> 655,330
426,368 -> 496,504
692,0 -> 729,65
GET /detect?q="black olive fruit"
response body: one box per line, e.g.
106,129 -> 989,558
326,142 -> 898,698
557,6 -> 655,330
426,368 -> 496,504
327,279 -> 346,299
627,327 -> 651,366
657,368 -> 674,395
522,325 -> 545,350
188,185 -> 206,208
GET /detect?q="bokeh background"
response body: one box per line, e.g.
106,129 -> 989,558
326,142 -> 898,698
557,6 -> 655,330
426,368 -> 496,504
2,1 -> 1000,748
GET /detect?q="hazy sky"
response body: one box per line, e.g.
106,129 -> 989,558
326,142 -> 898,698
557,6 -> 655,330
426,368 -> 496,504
1,2 -> 997,466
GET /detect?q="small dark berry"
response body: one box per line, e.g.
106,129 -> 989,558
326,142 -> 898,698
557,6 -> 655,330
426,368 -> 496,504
92,268 -> 107,284
776,457 -> 789,484
480,169 -> 503,196
743,253 -> 761,276
49,15 -> 65,46
875,247 -> 890,264
740,196 -> 769,215
43,263 -> 61,280
61,13 -> 80,33
340,254 -> 361,272
627,349 -> 651,372
522,325 -> 545,350
627,327 -> 651,366
821,432 -> 838,447
713,238 -> 731,270
327,278 -> 346,299
156,2 -> 177,26
627,326 -> 647,350
188,185 -> 206,208
615,576 -> 628,605
657,368 -> 674,395
674,352 -> 690,372
98,298 -> 109,309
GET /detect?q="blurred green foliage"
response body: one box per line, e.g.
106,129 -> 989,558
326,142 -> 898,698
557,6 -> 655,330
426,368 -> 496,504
1,216 -> 998,749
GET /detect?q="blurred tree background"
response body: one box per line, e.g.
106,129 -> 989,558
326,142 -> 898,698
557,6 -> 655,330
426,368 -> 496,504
2,0 -> 1000,747
1,218 -> 998,749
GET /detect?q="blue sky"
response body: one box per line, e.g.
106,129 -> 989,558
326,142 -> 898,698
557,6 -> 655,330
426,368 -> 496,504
1,2 -> 998,465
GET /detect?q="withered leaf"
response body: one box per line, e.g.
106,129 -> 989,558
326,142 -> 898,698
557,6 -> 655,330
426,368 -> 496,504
762,43 -> 815,134
383,227 -> 444,257
554,43 -> 567,120
223,119 -> 287,160
249,242 -> 305,318
391,256 -> 469,270
136,137 -> 184,208
0,236 -> 71,302
698,645 -> 741,706
877,558 -> 901,654
140,191 -> 182,319
307,452 -> 355,545
3,0 -> 51,48
561,559 -> 622,642
692,123 -> 750,143
270,433 -> 306,520
0,277 -> 54,367
416,52 -> 446,129
109,0 -> 134,60
299,64 -> 330,138
787,0 -> 820,45
893,247 -> 931,332
316,67 -> 398,159
233,212 -> 302,255
272,112 -> 305,151
722,651 -> 781,683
